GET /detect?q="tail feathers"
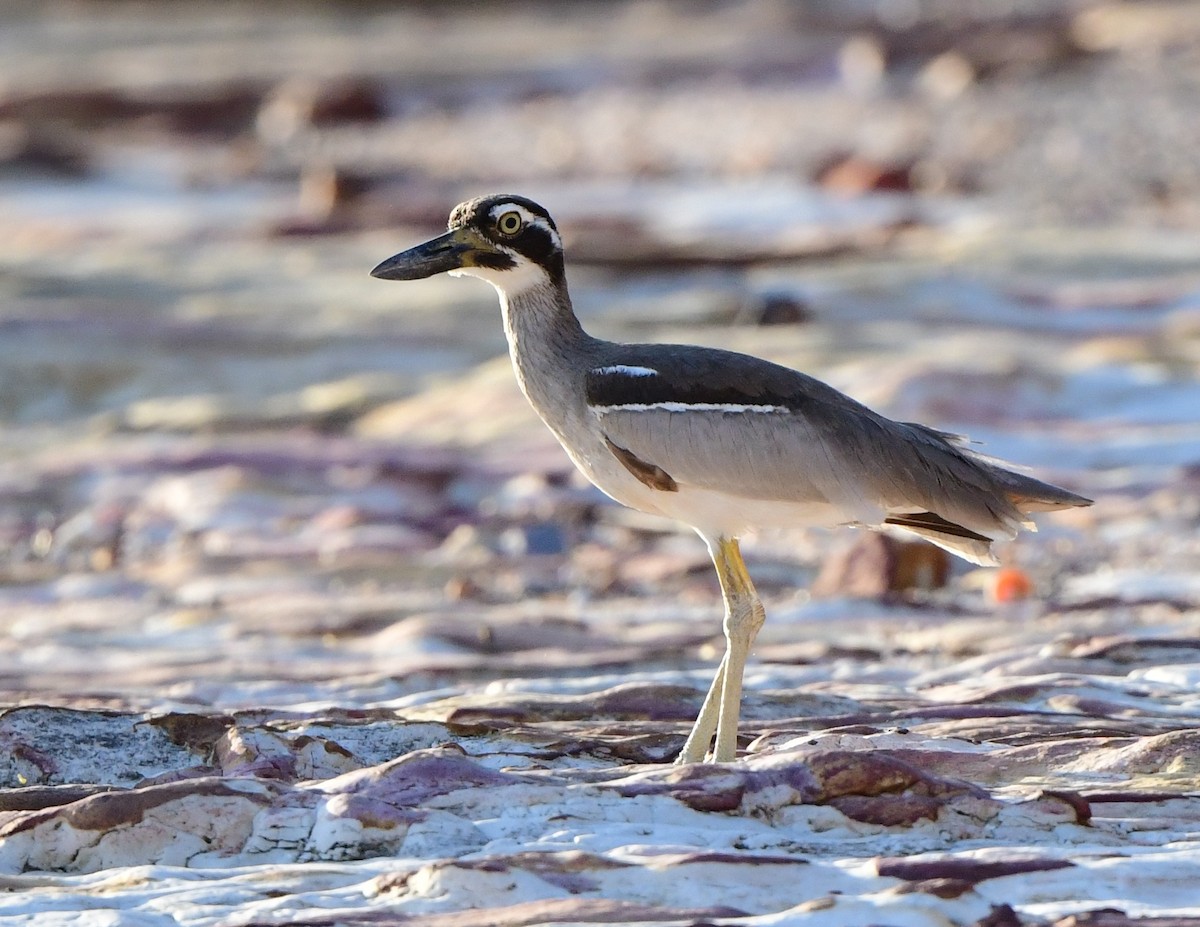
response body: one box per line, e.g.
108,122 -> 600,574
1007,490 -> 1093,513
883,511 -> 992,543
883,511 -> 1000,566
881,473 -> 1091,567
993,470 -> 1093,514
926,424 -> 1092,515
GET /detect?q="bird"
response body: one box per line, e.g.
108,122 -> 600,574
371,193 -> 1092,765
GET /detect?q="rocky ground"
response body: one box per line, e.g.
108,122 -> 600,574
1,2 -> 1200,925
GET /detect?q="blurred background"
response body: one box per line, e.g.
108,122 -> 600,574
1,0 -> 1198,701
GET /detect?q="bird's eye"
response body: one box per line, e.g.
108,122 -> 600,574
496,211 -> 523,236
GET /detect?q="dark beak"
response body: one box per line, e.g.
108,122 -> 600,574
370,228 -> 479,281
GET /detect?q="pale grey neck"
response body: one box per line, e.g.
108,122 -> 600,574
498,278 -> 599,426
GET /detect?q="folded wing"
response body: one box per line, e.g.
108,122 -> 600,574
586,348 -> 1089,564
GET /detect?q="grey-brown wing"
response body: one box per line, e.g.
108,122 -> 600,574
586,348 -> 1031,538
595,404 -> 1026,535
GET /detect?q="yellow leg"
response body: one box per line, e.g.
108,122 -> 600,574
675,652 -> 726,764
676,535 -> 766,764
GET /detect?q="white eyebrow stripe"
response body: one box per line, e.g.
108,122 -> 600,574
593,365 -> 658,377
592,402 -> 788,414
490,203 -> 562,249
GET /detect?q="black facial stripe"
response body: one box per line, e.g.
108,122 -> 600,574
508,225 -> 564,281
474,250 -> 517,271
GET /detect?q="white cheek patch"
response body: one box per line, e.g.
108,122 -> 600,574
451,258 -> 551,294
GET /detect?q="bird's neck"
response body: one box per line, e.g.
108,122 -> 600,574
497,278 -> 595,420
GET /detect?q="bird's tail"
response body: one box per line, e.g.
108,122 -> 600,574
882,466 -> 1091,567
882,511 -> 1000,566
989,467 -> 1093,514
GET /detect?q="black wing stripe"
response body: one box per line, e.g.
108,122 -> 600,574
884,512 -> 991,543
586,364 -> 798,410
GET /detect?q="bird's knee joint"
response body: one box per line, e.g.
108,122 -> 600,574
723,597 -> 765,639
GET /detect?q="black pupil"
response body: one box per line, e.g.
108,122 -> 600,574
501,214 -> 519,233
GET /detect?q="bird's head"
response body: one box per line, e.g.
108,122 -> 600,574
371,194 -> 564,293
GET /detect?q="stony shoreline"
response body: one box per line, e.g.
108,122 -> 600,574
2,2 -> 1200,924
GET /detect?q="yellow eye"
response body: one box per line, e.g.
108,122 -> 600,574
497,211 -> 523,236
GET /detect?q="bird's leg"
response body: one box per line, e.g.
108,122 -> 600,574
675,651 -> 727,764
676,535 -> 766,764
710,536 -> 765,762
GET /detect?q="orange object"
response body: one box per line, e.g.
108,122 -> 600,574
993,567 -> 1034,602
